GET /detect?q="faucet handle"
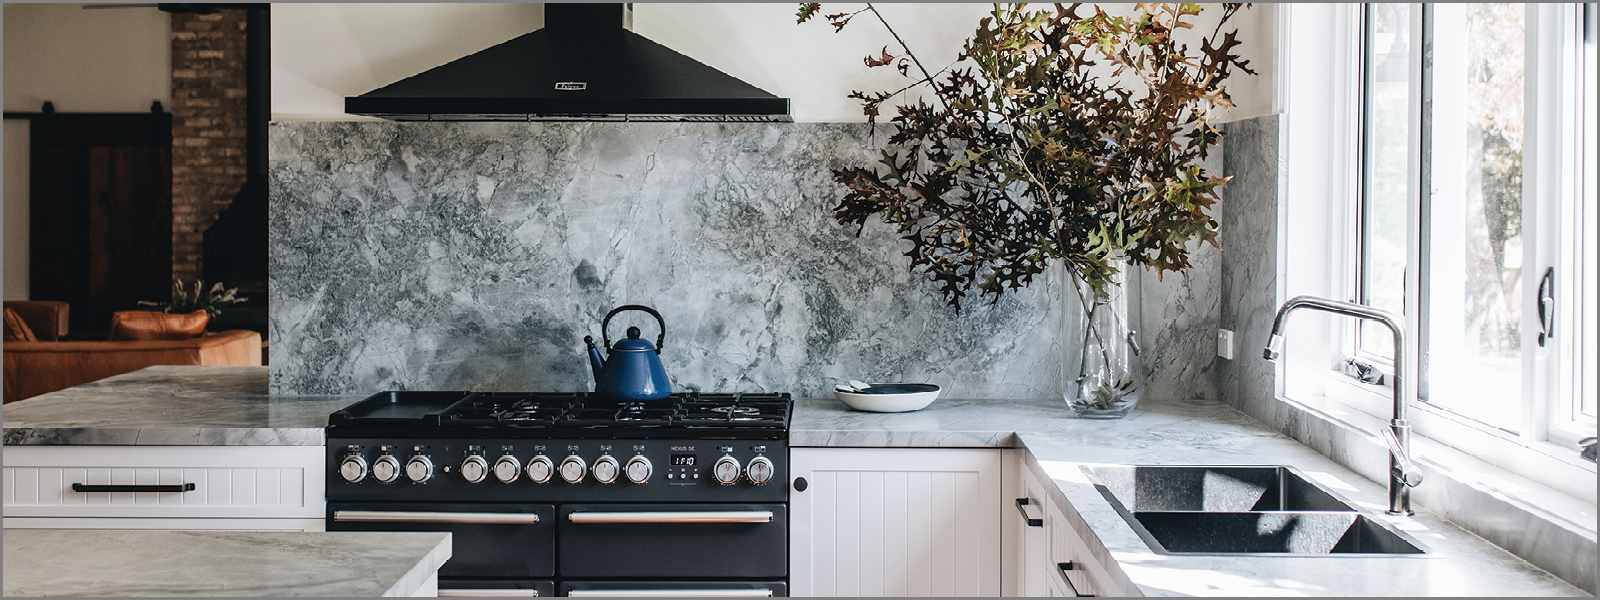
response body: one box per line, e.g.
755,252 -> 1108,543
1381,427 -> 1424,487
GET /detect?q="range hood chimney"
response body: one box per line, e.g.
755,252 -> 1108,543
345,3 -> 791,122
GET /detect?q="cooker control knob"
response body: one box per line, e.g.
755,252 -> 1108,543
560,455 -> 587,484
460,455 -> 488,483
405,455 -> 434,483
372,455 -> 401,484
592,455 -> 620,484
713,456 -> 742,485
625,456 -> 653,483
746,456 -> 775,485
339,454 -> 368,483
493,455 -> 522,483
526,455 -> 554,484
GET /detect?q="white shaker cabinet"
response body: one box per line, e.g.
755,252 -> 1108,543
1012,456 -> 1055,597
1009,455 -> 1136,598
789,447 -> 1003,597
3,445 -> 325,531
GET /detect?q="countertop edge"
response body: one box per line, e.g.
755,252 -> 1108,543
383,532 -> 454,597
3,426 -> 327,446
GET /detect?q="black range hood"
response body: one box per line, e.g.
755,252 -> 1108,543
345,3 -> 790,122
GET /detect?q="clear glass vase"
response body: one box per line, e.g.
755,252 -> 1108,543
1062,259 -> 1144,418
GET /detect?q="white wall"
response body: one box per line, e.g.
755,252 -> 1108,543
4,120 -> 28,301
3,3 -> 172,302
271,3 -> 547,120
271,3 -> 1278,123
2,3 -> 172,113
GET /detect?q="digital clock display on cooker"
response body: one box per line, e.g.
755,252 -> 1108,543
671,454 -> 696,466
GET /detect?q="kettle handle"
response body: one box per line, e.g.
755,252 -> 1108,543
601,305 -> 666,354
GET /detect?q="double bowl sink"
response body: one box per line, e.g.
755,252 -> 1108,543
1081,465 -> 1427,556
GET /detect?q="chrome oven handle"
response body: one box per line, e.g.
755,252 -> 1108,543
566,510 -> 773,524
439,589 -> 539,597
332,510 -> 541,524
566,589 -> 772,598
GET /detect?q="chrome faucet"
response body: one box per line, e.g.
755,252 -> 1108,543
1263,295 -> 1424,516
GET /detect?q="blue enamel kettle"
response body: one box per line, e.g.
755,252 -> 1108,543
584,305 -> 672,401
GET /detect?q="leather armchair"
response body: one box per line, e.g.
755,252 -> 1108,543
2,301 -> 262,403
3,301 -> 70,341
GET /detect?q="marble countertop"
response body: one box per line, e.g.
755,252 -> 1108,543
2,529 -> 450,597
795,395 -> 1587,597
3,367 -> 1584,595
2,366 -> 356,445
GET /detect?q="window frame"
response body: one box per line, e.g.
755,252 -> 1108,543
1283,2 -> 1597,504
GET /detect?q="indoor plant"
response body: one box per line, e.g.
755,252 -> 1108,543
801,2 -> 1252,417
139,280 -> 247,320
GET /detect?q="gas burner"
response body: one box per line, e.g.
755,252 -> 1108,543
329,390 -> 791,437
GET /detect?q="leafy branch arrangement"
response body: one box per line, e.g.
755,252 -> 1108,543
138,280 -> 247,319
799,2 -> 1253,313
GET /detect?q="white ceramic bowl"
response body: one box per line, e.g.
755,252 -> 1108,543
833,383 -> 942,413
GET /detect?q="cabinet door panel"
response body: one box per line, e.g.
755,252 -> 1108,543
791,448 -> 1002,597
3,446 -> 324,520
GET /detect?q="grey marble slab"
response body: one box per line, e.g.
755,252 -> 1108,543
794,394 -> 1587,596
268,121 -> 1075,399
2,366 -> 356,446
2,529 -> 450,597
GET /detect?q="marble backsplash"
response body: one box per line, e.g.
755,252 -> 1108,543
268,121 -> 1221,400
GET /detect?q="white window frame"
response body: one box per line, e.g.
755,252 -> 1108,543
1283,3 -> 1597,504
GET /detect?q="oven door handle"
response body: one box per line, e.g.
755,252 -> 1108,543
566,589 -> 773,598
332,510 -> 541,524
565,510 -> 773,524
438,589 -> 540,597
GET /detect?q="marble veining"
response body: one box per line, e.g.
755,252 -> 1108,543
1,530 -> 450,597
269,122 -> 1066,399
2,366 -> 352,446
796,394 -> 1586,597
1134,150 -> 1224,402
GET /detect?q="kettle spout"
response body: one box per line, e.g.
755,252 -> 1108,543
584,335 -> 604,382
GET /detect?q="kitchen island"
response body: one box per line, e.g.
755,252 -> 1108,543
2,529 -> 450,597
3,366 -> 1589,596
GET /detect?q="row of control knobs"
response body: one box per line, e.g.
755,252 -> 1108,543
340,453 -> 774,486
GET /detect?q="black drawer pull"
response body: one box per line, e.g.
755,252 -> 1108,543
72,483 -> 196,493
1015,497 -> 1044,527
1057,562 -> 1095,597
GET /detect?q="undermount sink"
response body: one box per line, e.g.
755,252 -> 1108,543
1081,465 -> 1427,556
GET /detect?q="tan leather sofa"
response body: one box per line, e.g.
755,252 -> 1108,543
3,301 -> 262,404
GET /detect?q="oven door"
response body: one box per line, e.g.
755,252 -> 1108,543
328,503 -> 555,579
557,503 -> 786,579
561,581 -> 787,597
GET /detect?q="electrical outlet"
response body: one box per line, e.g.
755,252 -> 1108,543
1217,329 -> 1235,360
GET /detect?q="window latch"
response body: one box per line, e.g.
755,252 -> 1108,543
1537,267 -> 1555,347
1342,358 -> 1386,386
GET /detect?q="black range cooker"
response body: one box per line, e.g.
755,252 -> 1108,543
325,391 -> 791,598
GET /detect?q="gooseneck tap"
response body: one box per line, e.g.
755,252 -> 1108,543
1264,295 -> 1424,516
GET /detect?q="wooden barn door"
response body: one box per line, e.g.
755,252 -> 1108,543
28,111 -> 172,337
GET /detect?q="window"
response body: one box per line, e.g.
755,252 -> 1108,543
1288,3 -> 1596,495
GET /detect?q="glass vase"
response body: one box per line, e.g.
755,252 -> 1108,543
1062,259 -> 1144,418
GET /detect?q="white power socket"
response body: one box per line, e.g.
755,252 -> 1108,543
1217,329 -> 1236,360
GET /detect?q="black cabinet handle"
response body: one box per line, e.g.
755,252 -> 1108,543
1015,497 -> 1043,527
793,477 -> 808,492
72,483 -> 196,493
1057,562 -> 1094,597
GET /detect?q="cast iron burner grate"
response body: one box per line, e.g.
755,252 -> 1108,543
329,390 -> 792,436
443,392 -> 580,427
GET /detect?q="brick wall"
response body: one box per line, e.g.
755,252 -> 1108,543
170,9 -> 247,284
